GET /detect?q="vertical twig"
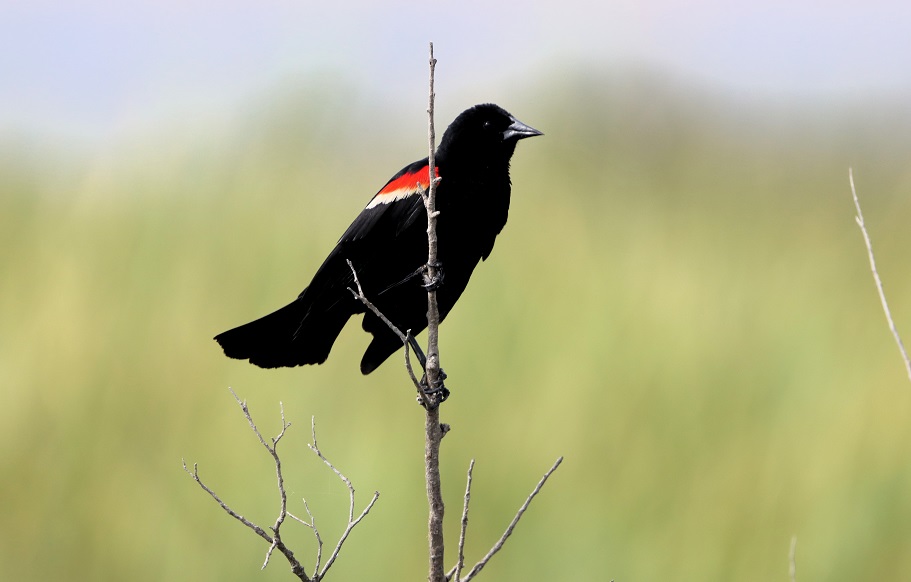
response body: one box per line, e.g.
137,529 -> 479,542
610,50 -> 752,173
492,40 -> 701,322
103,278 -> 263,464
453,459 -> 475,582
424,41 -> 446,582
849,168 -> 911,384
424,42 -> 442,392
460,457 -> 563,582
426,408 -> 445,582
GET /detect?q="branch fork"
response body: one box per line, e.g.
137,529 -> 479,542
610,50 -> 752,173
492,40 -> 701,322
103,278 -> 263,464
183,390 -> 378,581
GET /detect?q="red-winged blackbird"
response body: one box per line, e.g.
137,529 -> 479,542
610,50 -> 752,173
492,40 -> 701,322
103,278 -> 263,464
215,103 -> 542,374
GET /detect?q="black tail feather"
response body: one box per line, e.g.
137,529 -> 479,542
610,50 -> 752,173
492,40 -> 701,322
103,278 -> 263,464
215,297 -> 351,369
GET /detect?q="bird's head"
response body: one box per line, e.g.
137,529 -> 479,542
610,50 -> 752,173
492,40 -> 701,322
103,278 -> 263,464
437,104 -> 542,166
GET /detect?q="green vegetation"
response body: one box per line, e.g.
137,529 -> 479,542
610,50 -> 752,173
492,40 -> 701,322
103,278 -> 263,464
3,74 -> 911,580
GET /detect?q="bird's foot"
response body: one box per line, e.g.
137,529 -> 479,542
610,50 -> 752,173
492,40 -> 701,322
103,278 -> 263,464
417,368 -> 449,409
421,261 -> 445,291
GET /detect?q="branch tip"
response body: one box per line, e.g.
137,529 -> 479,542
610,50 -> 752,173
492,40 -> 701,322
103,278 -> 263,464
849,168 -> 911,384
185,395 -> 378,582
460,456 -> 563,582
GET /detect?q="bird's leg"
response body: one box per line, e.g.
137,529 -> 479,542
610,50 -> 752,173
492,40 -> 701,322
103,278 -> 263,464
421,261 -> 445,291
420,260 -> 447,405
406,331 -> 427,369
407,331 -> 449,407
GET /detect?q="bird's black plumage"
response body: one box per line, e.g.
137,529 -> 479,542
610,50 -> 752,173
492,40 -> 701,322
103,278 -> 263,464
214,104 -> 542,374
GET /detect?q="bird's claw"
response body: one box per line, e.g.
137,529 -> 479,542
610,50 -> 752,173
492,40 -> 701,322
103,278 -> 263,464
421,262 -> 444,291
417,368 -> 449,409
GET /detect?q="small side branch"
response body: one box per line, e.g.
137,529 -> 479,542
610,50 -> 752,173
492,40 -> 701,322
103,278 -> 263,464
287,500 -> 322,577
184,390 -> 310,580
182,460 -> 275,545
346,259 -> 429,406
307,417 -> 381,579
452,459 -> 475,582
451,457 -> 563,582
184,392 -> 378,582
849,168 -> 911,384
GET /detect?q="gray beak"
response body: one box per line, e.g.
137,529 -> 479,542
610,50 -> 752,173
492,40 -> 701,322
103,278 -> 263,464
503,117 -> 543,141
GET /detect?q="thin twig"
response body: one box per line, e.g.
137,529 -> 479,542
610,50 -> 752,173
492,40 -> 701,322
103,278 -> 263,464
182,460 -> 275,545
309,501 -> 323,575
288,499 -> 323,576
184,394 -> 380,581
461,457 -> 563,582
789,535 -> 797,582
345,261 -> 408,345
346,259 -> 429,405
307,417 -> 381,579
228,390 -> 299,573
184,390 -> 310,581
321,491 -> 380,578
452,459 -> 475,582
849,168 -> 911,384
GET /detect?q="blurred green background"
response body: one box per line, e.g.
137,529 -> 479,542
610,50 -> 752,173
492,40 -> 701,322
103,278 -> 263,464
4,3 -> 911,581
3,72 -> 911,581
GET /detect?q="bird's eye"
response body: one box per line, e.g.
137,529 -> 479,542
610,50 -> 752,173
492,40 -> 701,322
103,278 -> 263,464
482,120 -> 492,130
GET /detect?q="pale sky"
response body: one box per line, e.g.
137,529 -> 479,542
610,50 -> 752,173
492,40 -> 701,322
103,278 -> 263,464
2,0 -> 909,142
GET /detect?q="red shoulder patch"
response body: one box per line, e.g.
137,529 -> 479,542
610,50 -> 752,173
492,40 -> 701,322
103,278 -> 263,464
366,165 -> 440,209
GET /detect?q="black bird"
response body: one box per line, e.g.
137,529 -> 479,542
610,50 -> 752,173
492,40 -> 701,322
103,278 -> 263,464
215,103 -> 542,374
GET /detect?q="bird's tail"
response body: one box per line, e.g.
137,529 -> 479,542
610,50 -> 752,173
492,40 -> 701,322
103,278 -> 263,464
214,294 -> 350,369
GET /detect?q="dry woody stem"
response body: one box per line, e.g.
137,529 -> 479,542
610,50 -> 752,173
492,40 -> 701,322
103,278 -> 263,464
423,41 -> 447,582
849,168 -> 911,384
448,456 -> 563,582
346,258 -> 428,405
183,390 -> 378,582
453,459 -> 475,582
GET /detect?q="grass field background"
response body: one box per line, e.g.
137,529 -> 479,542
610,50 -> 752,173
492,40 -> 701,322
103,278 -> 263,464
3,72 -> 911,580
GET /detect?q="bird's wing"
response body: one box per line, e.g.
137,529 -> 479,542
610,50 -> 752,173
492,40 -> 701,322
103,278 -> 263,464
298,159 -> 438,306
338,158 -> 438,243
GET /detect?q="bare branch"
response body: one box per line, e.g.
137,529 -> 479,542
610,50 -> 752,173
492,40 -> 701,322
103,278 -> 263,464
461,457 -> 563,582
227,389 -> 295,571
422,42 -> 444,407
184,391 -> 310,581
423,40 -> 448,582
346,259 -> 430,405
308,417 -> 381,579
288,499 -> 323,576
185,395 -> 380,581
321,491 -> 380,578
345,261 -> 407,345
451,459 -> 475,582
849,168 -> 911,384
264,538 -> 280,571
182,459 -> 275,545
308,416 -> 355,521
